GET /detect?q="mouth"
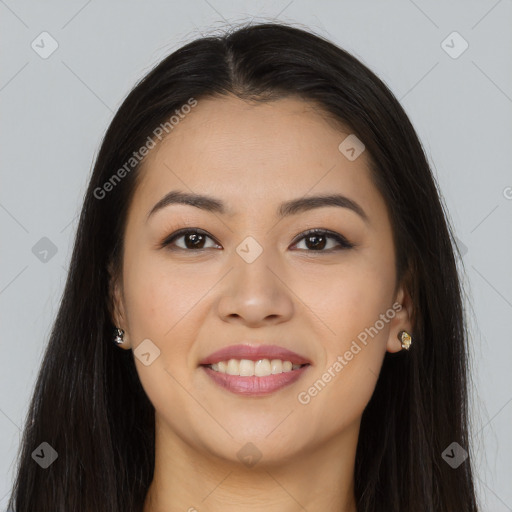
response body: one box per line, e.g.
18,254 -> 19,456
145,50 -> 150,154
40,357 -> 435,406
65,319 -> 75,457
198,343 -> 312,396
200,363 -> 311,396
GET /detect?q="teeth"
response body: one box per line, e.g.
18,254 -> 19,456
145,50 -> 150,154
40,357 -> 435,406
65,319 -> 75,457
209,359 -> 303,377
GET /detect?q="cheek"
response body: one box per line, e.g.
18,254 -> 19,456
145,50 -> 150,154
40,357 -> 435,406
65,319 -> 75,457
292,251 -> 395,345
294,275 -> 393,437
294,253 -> 395,429
120,250 -> 211,431
122,248 -> 212,341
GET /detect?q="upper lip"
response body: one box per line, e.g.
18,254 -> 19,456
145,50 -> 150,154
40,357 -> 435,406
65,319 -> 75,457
199,344 -> 311,366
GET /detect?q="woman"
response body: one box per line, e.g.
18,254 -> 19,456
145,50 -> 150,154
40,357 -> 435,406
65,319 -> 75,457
8,22 -> 479,512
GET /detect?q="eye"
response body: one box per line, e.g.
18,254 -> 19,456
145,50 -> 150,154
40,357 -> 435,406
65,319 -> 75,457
291,228 -> 354,252
160,227 -> 354,253
161,228 -> 220,251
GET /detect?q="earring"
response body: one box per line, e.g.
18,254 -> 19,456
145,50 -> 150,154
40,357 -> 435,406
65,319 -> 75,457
113,327 -> 125,345
398,330 -> 412,350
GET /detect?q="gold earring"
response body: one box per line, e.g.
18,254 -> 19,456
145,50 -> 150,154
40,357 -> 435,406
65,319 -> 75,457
398,330 -> 412,350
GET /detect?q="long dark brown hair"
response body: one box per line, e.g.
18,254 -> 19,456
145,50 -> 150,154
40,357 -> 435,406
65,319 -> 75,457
8,21 -> 479,512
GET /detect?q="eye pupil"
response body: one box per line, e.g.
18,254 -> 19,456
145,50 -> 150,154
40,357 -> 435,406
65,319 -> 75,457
185,233 -> 204,249
306,234 -> 326,250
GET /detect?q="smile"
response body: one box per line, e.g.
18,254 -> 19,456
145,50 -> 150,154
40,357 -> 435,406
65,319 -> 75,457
201,360 -> 311,396
207,358 -> 306,376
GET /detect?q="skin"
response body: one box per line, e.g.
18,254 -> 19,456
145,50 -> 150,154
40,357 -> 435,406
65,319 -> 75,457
110,94 -> 413,512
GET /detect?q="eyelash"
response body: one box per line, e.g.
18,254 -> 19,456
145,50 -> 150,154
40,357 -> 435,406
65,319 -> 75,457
160,227 -> 355,253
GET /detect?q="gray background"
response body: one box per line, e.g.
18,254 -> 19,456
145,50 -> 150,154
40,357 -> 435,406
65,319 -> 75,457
1,0 -> 511,510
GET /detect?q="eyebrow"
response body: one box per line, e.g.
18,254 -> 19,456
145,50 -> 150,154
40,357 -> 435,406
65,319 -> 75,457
147,190 -> 369,223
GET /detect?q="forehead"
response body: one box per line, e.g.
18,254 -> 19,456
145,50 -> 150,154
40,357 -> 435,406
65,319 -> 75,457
131,94 -> 386,223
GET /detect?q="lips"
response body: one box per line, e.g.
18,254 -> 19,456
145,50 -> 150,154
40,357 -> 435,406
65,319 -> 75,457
198,343 -> 311,366
202,364 -> 310,396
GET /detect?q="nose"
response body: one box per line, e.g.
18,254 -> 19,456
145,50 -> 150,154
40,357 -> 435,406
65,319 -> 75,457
215,249 -> 295,328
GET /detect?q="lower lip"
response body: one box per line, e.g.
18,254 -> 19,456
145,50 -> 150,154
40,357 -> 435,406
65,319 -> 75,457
201,364 -> 311,396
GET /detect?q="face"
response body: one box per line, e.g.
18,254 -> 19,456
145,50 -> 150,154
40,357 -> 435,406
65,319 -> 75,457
111,94 -> 412,464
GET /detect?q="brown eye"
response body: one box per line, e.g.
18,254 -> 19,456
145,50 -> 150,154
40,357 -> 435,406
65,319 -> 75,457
161,227 -> 354,253
161,229 -> 219,251
292,229 -> 354,252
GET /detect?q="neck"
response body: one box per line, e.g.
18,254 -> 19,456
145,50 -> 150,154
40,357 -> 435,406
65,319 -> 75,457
143,415 -> 359,512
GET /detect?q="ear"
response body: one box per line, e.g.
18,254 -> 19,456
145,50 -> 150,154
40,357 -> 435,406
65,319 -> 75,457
107,259 -> 131,349
386,277 -> 414,354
